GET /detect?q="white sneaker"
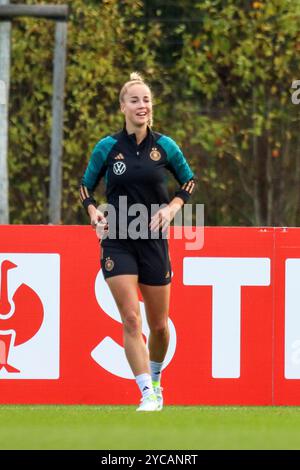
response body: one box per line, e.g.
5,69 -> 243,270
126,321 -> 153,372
136,394 -> 159,412
153,385 -> 163,411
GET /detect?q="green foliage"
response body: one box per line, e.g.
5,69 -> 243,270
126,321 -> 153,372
174,0 -> 300,225
9,0 -> 160,224
7,0 -> 300,225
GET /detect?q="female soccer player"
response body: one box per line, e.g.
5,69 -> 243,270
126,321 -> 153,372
80,72 -> 196,411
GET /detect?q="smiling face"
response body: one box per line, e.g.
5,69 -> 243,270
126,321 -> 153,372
120,83 -> 152,132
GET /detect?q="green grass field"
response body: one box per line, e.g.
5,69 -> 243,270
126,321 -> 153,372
1,405 -> 300,450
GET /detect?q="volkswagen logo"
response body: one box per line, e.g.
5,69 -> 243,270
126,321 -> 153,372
113,161 -> 126,175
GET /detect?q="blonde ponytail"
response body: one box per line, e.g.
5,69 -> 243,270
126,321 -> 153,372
129,71 -> 144,82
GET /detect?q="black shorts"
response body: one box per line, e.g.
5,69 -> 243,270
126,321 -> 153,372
100,237 -> 172,286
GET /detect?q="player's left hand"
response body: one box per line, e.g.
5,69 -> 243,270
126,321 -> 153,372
150,205 -> 174,233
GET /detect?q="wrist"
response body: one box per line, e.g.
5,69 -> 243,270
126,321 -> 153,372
169,199 -> 183,217
87,204 -> 97,217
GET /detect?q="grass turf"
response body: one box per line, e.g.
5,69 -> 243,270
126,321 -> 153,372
0,405 -> 300,450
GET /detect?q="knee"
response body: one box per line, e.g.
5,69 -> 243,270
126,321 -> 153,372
121,309 -> 141,335
149,321 -> 169,337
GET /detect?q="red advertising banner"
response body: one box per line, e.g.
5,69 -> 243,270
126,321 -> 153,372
0,225 -> 298,405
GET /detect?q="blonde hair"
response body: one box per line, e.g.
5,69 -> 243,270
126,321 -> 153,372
119,72 -> 153,127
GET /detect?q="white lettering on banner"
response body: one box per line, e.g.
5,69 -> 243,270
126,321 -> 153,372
183,257 -> 270,378
91,270 -> 177,379
285,259 -> 300,378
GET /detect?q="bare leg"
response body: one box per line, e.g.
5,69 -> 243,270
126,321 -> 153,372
106,275 -> 150,376
138,283 -> 171,363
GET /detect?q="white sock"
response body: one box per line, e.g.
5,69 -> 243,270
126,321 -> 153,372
150,360 -> 164,385
135,373 -> 154,398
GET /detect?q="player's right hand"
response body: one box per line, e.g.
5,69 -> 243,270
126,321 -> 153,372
88,208 -> 109,239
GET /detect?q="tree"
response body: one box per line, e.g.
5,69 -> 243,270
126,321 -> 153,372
8,0 -> 161,224
173,0 -> 300,225
7,0 -> 300,226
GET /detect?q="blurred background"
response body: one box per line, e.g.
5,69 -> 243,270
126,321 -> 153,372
2,0 -> 300,226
